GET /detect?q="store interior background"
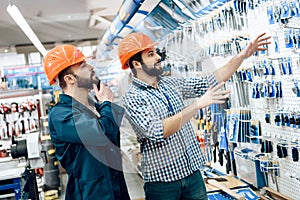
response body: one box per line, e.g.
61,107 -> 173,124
1,0 -> 300,199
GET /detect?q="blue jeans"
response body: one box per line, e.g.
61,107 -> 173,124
144,171 -> 208,200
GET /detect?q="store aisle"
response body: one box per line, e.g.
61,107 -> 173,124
122,153 -> 145,200
120,123 -> 145,199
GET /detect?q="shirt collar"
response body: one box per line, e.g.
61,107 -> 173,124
132,76 -> 162,90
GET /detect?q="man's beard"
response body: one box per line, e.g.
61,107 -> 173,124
142,62 -> 163,77
76,73 -> 99,89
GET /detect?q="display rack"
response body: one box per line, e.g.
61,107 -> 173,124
155,0 -> 300,199
0,158 -> 26,200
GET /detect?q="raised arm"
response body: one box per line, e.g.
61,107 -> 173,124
214,33 -> 271,83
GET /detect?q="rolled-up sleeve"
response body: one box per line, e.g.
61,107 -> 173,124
172,73 -> 218,99
122,94 -> 164,142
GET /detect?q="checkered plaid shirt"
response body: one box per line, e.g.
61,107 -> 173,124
122,74 -> 218,182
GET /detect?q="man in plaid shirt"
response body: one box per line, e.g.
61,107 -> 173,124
118,32 -> 270,200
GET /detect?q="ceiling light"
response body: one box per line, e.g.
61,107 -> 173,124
173,0 -> 196,19
7,4 -> 47,56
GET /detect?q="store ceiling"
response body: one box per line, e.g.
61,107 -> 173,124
0,0 -> 123,54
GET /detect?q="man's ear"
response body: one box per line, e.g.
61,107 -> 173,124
64,74 -> 76,83
132,60 -> 141,69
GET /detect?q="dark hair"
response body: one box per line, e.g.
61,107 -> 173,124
57,67 -> 73,89
128,51 -> 142,77
57,61 -> 83,89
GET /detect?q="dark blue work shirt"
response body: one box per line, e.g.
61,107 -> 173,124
48,94 -> 130,200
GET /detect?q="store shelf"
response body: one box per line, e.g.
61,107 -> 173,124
0,193 -> 15,198
0,89 -> 39,99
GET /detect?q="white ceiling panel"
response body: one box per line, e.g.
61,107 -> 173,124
0,0 -> 123,53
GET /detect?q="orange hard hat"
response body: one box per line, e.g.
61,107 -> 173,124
118,32 -> 157,70
43,44 -> 85,85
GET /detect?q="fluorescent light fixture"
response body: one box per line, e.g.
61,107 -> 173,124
7,4 -> 47,56
173,0 -> 196,19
